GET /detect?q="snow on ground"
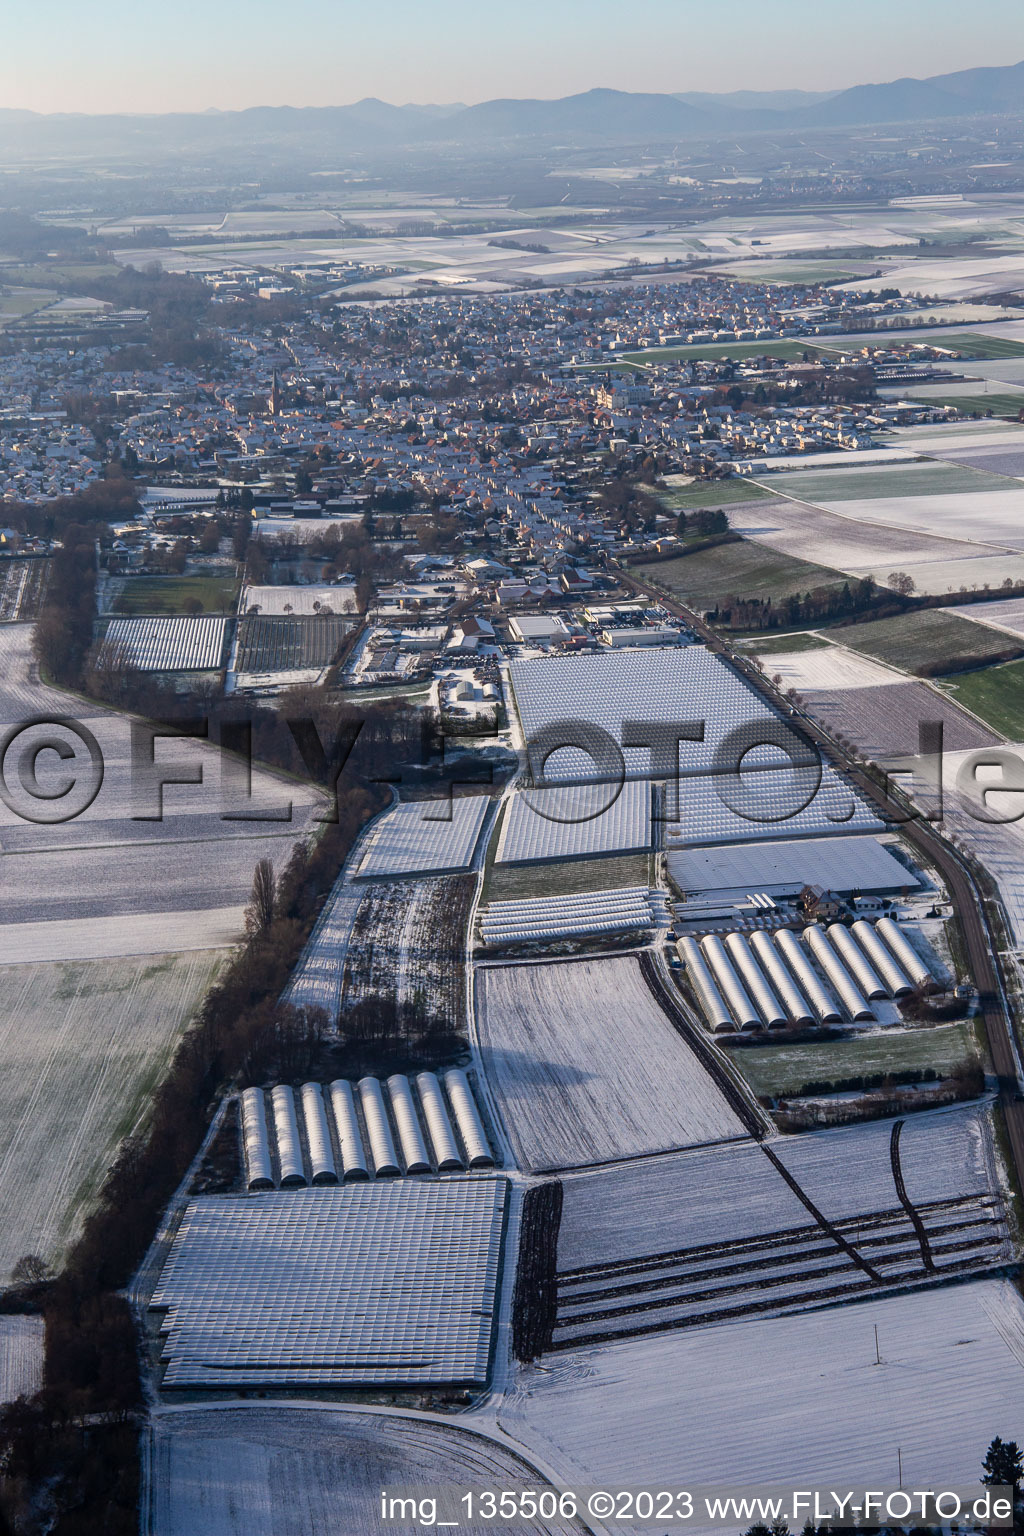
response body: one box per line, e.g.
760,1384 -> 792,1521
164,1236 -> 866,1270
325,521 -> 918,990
498,1279 -> 1024,1528
556,1103 -> 997,1270
0,909 -> 244,963
151,1407 -> 582,1536
813,490 -> 1024,551
803,681 -> 998,760
240,583 -> 357,615
0,1317 -> 43,1402
283,881 -> 364,1023
0,950 -> 226,1279
755,645 -> 907,692
475,957 -> 747,1172
944,595 -> 1024,637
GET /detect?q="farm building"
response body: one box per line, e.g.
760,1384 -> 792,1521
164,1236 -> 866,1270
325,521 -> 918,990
356,795 -> 492,879
667,836 -> 920,901
151,1181 -> 508,1388
663,765 -> 883,848
104,616 -> 229,671
509,614 -> 570,645
507,647 -> 775,782
495,778 -> 652,865
240,1072 -> 493,1188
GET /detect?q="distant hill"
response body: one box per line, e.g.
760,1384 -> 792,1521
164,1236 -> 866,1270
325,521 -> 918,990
3,58 -> 1024,163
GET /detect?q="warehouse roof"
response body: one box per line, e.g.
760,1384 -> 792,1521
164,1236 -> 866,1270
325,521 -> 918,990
667,835 -> 918,896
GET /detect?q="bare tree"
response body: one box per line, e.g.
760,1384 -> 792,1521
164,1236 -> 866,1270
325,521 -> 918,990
245,857 -> 276,937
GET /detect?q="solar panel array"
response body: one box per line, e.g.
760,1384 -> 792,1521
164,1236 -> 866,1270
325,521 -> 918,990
508,647 -> 774,781
105,616 -> 228,671
667,835 -> 917,896
663,766 -> 883,849
152,1181 -> 508,1387
357,795 -> 492,878
496,777 -> 652,864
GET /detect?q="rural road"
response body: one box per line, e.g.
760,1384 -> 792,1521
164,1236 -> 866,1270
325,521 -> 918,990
620,563 -> 1024,1197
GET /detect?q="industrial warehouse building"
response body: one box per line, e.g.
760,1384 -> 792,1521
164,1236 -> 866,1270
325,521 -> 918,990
668,836 -> 920,901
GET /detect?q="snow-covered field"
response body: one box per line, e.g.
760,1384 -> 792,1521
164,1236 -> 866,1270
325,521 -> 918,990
814,490 -> 1024,551
0,950 -> 226,1279
944,595 -> 1024,637
475,957 -> 747,1171
240,583 -> 357,615
0,1316 -> 43,1402
499,1279 -> 1024,1529
755,646 -> 907,691
283,881 -> 364,1023
151,1407 -> 582,1535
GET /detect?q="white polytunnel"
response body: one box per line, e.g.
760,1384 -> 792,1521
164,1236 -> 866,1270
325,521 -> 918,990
875,915 -> 934,988
724,932 -> 788,1029
358,1076 -> 401,1177
386,1074 -> 431,1174
772,927 -> 842,1024
803,925 -> 874,1021
300,1082 -> 338,1184
850,920 -> 914,997
443,1069 -> 494,1167
677,936 -> 735,1034
827,922 -> 888,1000
328,1079 -> 369,1180
270,1085 -> 307,1187
415,1071 -> 465,1171
749,930 -> 815,1026
240,1086 -> 274,1190
699,934 -> 762,1032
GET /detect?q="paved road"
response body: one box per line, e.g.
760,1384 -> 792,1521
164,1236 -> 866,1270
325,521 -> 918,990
621,564 -> 1024,1195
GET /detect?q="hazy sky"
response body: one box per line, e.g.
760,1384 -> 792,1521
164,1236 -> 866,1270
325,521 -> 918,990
4,0 -> 1024,114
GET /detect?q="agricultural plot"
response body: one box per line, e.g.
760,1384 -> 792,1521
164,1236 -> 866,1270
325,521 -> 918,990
737,630 -> 831,655
765,460 -> 1013,505
499,1279 -> 1024,1512
937,658 -> 1024,740
0,559 -> 48,621
944,594 -> 1024,637
508,647 -> 774,782
803,679 -> 998,760
282,881 -> 364,1025
0,950 -> 226,1279
632,541 -> 848,608
814,488 -> 1024,549
357,794 -> 492,879
659,476 -> 778,510
0,1317 -> 43,1402
475,957 -> 748,1172
495,779 -> 652,865
728,491 -> 1006,585
726,1021 -> 980,1099
910,392 -> 1024,418
111,574 -> 239,615
104,615 -> 229,671
662,763 -> 883,848
342,875 -> 475,1032
151,1407 -> 583,1536
837,609 -> 1023,672
923,442 -> 1024,476
152,1182 -> 508,1387
484,851 -> 652,904
234,613 -> 352,672
756,645 -> 906,691
240,582 -> 357,615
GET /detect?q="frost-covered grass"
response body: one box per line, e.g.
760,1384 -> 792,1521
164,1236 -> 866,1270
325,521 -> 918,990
152,1407 -> 581,1536
632,540 -> 846,607
769,460 -> 1008,504
476,957 -> 747,1172
725,1021 -> 980,1097
758,645 -> 906,690
838,609 -> 1021,672
0,951 -> 226,1280
0,1316 -> 43,1402
499,1278 -> 1024,1521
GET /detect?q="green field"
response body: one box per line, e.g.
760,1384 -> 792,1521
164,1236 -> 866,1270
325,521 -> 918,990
112,574 -> 240,615
631,538 -> 847,609
707,262 -> 869,285
906,392 -> 1024,420
765,459 -> 1006,504
837,608 -> 1023,673
724,1020 -> 979,1098
936,657 -> 1024,740
740,631 -> 833,655
661,477 -> 778,510
923,333 -> 1024,359
483,851 -> 652,904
